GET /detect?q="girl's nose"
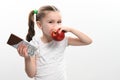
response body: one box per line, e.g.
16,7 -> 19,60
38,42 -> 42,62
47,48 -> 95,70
53,25 -> 60,30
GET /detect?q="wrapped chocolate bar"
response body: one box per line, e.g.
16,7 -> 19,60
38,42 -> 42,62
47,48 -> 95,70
7,34 -> 37,56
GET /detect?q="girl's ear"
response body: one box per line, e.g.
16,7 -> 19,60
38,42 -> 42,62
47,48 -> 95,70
36,21 -> 42,29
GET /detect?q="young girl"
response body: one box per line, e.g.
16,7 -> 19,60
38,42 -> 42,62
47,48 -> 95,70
17,5 -> 92,80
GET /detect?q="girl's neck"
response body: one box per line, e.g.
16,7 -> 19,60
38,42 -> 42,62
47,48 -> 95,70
41,35 -> 53,43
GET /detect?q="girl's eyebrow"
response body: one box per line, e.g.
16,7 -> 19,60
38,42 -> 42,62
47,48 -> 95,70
47,19 -> 54,22
47,19 -> 61,21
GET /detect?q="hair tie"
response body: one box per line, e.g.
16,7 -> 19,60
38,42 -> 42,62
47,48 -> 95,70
34,9 -> 38,14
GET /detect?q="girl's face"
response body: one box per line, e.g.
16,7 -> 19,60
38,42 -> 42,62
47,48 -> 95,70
39,11 -> 62,39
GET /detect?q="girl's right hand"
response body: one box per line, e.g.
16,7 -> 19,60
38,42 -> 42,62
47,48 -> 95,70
17,43 -> 29,58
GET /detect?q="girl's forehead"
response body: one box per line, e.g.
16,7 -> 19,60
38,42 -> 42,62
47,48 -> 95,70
44,11 -> 62,20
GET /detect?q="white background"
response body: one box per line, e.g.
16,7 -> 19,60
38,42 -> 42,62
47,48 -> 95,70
0,0 -> 120,80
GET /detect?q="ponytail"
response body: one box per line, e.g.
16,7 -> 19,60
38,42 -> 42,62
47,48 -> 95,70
26,10 -> 35,42
26,5 -> 59,42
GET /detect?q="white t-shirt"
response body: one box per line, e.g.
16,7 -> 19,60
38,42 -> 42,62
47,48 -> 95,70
30,36 -> 68,80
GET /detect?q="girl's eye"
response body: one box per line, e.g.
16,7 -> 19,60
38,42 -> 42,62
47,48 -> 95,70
58,21 -> 62,24
49,21 -> 53,23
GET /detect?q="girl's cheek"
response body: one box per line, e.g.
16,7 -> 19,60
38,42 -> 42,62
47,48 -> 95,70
49,29 -> 54,35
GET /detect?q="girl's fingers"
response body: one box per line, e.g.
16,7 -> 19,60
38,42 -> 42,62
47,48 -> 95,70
19,44 -> 25,55
17,43 -> 28,57
17,44 -> 22,55
23,46 -> 28,57
22,45 -> 26,56
59,27 -> 67,33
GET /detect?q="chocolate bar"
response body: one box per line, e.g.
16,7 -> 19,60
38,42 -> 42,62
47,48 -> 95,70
7,34 -> 37,56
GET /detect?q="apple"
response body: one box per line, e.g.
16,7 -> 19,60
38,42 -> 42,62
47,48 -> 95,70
51,28 -> 65,41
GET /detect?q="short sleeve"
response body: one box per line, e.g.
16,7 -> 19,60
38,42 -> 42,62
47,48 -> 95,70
29,36 -> 39,48
64,36 -> 69,47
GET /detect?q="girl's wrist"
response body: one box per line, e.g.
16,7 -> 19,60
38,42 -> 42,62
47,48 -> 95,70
25,55 -> 35,61
25,56 -> 30,60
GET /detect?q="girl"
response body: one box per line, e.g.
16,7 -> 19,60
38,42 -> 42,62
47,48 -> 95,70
17,5 -> 92,80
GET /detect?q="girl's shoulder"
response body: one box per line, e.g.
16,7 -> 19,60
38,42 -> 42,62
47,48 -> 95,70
55,36 -> 69,47
29,36 -> 40,47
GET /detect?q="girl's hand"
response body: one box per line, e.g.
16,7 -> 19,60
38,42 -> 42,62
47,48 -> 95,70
17,43 -> 29,58
59,26 -> 72,33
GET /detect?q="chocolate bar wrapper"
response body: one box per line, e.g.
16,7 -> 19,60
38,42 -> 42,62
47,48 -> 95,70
13,41 -> 37,56
7,34 -> 37,56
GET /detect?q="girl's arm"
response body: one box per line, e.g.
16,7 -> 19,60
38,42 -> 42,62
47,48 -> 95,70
17,44 -> 36,78
61,27 -> 92,46
24,56 -> 36,78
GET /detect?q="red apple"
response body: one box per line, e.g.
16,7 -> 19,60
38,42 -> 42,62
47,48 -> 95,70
51,28 -> 65,41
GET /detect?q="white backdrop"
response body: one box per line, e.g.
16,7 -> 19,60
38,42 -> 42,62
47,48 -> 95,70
0,0 -> 120,80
